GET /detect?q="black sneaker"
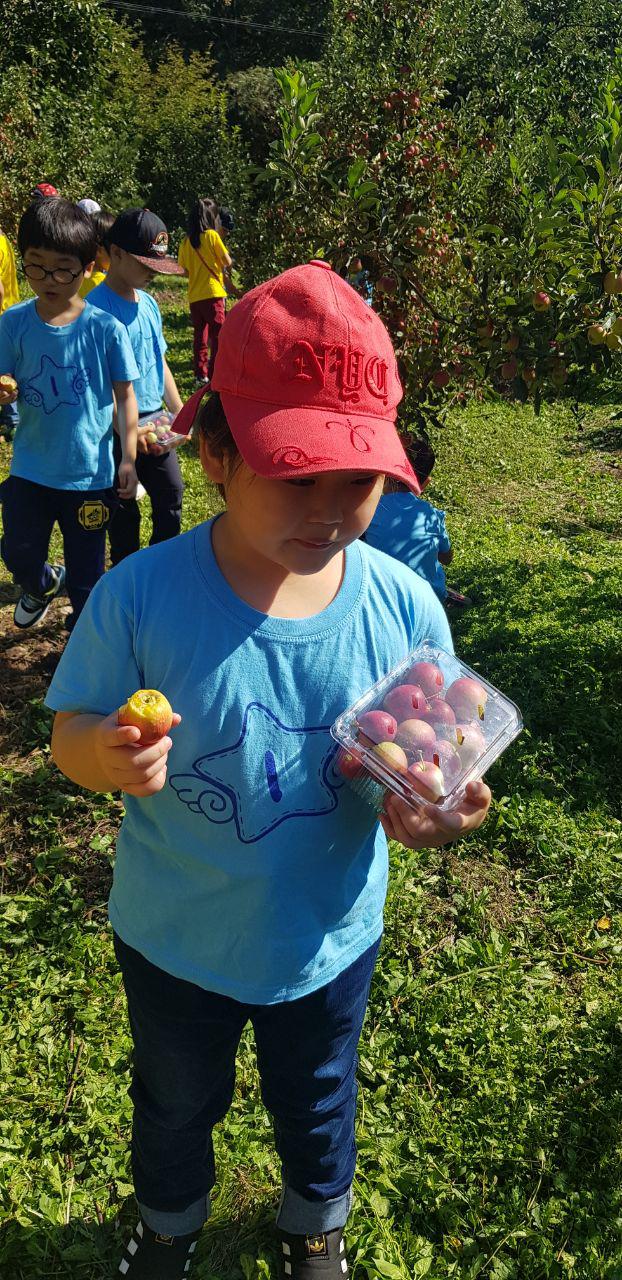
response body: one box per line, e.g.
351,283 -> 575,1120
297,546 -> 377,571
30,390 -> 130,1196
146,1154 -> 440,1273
118,1220 -> 202,1279
14,563 -> 66,629
277,1227 -> 349,1278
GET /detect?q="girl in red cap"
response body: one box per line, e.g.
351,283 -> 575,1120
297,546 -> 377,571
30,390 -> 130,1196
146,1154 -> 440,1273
47,261 -> 491,1280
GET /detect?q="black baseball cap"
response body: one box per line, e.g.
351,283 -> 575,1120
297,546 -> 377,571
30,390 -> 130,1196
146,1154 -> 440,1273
108,207 -> 184,275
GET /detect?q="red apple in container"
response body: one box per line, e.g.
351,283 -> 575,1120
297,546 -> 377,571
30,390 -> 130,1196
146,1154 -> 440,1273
454,722 -> 486,770
445,677 -> 488,722
394,717 -> 436,758
337,747 -> 364,780
383,683 -> 428,721
405,660 -> 444,698
422,697 -> 457,740
408,759 -> 445,802
423,737 -> 462,788
371,741 -> 409,773
357,709 -> 397,744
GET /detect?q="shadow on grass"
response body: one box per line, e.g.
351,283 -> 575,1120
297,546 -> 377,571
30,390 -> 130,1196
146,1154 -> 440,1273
0,1200 -> 282,1280
448,555 -> 621,814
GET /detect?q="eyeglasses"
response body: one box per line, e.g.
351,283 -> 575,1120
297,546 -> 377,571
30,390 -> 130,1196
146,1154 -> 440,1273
22,262 -> 84,285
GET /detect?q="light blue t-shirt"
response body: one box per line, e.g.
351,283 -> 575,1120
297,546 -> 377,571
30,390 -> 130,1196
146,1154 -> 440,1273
364,491 -> 452,603
0,299 -> 139,490
87,282 -> 167,413
46,521 -> 453,1004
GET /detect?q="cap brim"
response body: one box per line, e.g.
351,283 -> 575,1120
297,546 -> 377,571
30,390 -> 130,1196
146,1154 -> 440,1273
219,394 -> 420,494
130,252 -> 185,276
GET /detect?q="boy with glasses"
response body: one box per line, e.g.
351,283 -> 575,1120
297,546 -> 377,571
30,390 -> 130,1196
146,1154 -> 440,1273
0,198 -> 139,630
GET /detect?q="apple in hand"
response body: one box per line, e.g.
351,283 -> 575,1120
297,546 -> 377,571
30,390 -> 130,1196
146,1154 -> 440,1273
405,660 -> 444,698
445,677 -> 488,721
0,375 -> 17,393
371,741 -> 408,773
384,683 -> 428,720
118,688 -> 174,742
408,759 -> 445,802
357,709 -> 398,744
395,717 -> 436,756
455,722 -> 486,769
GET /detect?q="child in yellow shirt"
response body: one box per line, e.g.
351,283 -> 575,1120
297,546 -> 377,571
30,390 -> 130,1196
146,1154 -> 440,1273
79,210 -> 114,298
177,198 -> 233,385
0,228 -> 19,439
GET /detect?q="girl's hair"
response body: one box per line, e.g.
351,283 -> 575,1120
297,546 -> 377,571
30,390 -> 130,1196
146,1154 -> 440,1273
399,432 -> 436,484
197,392 -> 241,497
186,198 -> 222,249
17,197 -> 97,266
91,210 -> 115,248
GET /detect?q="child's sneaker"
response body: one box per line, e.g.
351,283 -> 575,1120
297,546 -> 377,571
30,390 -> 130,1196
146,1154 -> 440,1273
277,1227 -> 349,1278
117,1220 -> 202,1279
445,586 -> 472,610
14,564 -> 66,629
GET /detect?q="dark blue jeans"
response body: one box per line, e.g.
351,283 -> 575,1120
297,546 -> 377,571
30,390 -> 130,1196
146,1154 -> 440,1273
0,474 -> 117,621
109,431 -> 183,565
113,931 -> 382,1236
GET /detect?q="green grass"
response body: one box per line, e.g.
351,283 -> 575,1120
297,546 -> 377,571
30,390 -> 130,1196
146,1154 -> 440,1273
1,280 -> 621,1279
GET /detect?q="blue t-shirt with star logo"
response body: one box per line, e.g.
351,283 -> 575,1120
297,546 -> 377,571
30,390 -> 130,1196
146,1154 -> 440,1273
86,282 -> 167,413
0,298 -> 139,490
45,521 -> 453,1004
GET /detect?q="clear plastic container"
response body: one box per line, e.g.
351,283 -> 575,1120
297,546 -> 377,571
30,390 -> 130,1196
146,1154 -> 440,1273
137,409 -> 187,450
331,640 -> 522,821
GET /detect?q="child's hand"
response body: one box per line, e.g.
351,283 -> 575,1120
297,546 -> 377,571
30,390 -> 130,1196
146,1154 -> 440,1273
93,710 -> 182,797
0,376 -> 18,405
379,779 -> 492,849
117,461 -> 138,500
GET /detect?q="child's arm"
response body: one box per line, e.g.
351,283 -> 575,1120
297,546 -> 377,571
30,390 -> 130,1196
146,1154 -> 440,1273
51,710 -> 179,797
380,780 -> 492,850
114,380 -> 139,498
163,358 -> 184,415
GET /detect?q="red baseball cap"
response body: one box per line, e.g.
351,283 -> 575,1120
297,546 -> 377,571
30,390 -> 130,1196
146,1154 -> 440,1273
174,260 -> 420,492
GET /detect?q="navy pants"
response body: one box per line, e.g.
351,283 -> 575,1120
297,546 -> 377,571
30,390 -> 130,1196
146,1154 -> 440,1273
0,475 -> 117,621
113,932 -> 382,1237
109,433 -> 183,565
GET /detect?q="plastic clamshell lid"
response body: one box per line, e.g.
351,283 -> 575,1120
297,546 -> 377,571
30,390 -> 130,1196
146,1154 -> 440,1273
330,640 -> 523,821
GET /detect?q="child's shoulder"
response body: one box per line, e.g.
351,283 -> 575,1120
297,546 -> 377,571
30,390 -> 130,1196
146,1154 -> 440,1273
0,297 -> 34,331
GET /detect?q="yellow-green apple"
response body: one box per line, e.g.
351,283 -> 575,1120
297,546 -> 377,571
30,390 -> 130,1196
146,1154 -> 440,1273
503,333 -> 520,352
408,759 -> 445,802
587,324 -> 607,345
606,332 -> 622,351
372,741 -> 408,773
603,270 -> 622,295
532,291 -> 550,312
612,316 -> 622,336
405,660 -> 444,698
384,683 -> 428,720
357,709 -> 397,744
522,366 -> 536,385
0,375 -> 17,393
118,689 -> 173,741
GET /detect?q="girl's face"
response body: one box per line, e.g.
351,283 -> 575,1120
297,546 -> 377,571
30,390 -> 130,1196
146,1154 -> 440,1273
200,439 -> 385,577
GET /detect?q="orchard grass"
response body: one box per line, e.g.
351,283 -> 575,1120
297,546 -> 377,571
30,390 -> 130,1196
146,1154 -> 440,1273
0,280 -> 621,1280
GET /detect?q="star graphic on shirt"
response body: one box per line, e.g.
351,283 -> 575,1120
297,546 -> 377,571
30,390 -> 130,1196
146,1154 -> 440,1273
169,701 -> 345,844
22,355 -> 91,414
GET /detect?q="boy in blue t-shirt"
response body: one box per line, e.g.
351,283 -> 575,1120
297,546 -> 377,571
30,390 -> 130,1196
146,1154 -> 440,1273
365,435 -> 471,608
46,262 -> 491,1280
87,208 -> 186,565
0,198 -> 139,629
